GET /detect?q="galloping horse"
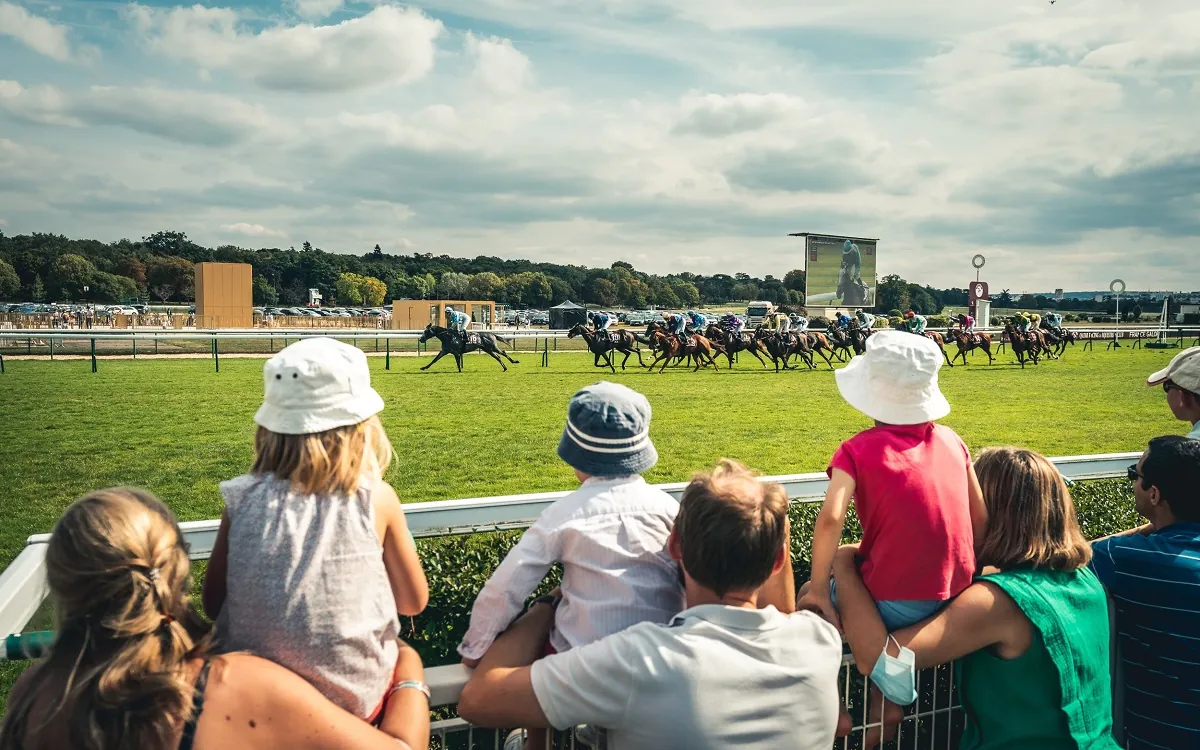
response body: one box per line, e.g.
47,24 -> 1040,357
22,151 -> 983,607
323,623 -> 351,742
946,329 -> 994,365
1047,327 -> 1077,357
752,327 -> 803,371
568,324 -> 645,371
645,328 -> 721,373
418,325 -> 520,372
704,323 -> 769,369
848,323 -> 873,355
891,322 -> 955,367
1002,322 -> 1039,368
826,325 -> 856,362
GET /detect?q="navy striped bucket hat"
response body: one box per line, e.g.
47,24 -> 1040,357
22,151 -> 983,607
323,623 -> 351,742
557,381 -> 658,476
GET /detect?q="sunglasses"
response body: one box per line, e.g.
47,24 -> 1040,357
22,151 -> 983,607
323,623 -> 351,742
1127,464 -> 1142,482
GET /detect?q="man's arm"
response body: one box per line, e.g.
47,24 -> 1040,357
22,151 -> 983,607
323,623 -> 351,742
201,512 -> 231,619
457,602 -> 555,728
1090,524 -> 1155,544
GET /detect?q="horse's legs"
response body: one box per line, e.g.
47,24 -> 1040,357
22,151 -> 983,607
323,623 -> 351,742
983,342 -> 994,364
605,349 -> 616,374
941,344 -> 954,367
620,349 -> 631,370
499,347 -> 520,364
454,352 -> 464,372
421,349 -> 450,370
484,348 -> 508,371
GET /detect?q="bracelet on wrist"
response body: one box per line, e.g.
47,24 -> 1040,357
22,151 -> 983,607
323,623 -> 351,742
389,680 -> 430,702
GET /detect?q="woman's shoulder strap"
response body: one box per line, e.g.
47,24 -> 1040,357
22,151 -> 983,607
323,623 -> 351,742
178,659 -> 213,750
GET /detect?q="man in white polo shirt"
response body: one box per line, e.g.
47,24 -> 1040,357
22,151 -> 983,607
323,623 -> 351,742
458,460 -> 844,749
1147,347 -> 1200,440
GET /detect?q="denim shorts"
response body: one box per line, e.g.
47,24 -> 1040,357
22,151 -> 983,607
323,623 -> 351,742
829,579 -> 945,631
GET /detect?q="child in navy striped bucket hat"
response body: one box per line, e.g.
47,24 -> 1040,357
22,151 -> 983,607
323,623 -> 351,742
459,380 -> 684,669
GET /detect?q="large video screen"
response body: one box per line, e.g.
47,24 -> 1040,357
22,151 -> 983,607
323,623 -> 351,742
804,234 -> 877,308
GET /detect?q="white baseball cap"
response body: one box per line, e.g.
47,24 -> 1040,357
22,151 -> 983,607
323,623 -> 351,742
1147,347 -> 1200,394
254,338 -> 384,435
835,330 -> 951,425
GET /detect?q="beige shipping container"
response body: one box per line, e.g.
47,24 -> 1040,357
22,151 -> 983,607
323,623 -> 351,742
195,262 -> 253,329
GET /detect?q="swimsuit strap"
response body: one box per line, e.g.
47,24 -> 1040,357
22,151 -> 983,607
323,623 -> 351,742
178,660 -> 212,750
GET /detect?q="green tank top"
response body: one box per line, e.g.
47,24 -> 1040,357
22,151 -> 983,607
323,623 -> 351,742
956,568 -> 1120,750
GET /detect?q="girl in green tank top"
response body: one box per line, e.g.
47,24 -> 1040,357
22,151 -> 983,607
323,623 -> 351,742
829,447 -> 1119,749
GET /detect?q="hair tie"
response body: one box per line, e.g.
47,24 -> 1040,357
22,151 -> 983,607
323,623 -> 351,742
147,568 -> 161,582
160,614 -> 176,630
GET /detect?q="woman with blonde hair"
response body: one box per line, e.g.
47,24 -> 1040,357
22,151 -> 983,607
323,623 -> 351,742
832,447 -> 1120,748
202,337 -> 429,722
0,488 -> 429,750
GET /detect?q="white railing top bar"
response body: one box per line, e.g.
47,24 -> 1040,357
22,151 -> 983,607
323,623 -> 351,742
0,452 -> 1138,641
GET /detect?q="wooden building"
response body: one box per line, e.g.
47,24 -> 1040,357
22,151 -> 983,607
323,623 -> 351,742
391,299 -> 497,330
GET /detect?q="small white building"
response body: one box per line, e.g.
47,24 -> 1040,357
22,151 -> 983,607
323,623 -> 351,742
1177,303 -> 1200,323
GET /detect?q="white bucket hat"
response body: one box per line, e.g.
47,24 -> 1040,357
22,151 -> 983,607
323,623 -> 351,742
254,338 -> 384,435
835,330 -> 951,425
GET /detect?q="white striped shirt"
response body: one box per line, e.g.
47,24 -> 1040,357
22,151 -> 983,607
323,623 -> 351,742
458,475 -> 684,659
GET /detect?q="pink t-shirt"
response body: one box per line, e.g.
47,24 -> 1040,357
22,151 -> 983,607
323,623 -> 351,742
828,423 -> 975,602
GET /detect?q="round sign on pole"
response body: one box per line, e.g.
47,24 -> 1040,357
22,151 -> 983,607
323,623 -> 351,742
972,255 -> 986,269
1110,279 -> 1126,293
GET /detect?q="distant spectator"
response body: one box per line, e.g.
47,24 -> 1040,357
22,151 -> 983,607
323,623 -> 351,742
1091,436 -> 1200,750
1146,347 -> 1200,439
459,459 -> 844,750
0,488 -> 430,750
203,338 -> 428,721
834,447 -> 1119,749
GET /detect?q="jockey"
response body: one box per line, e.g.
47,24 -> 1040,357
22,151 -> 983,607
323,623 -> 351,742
662,311 -> 687,336
445,306 -> 470,333
855,309 -> 876,330
905,311 -> 927,335
834,312 -> 853,330
957,313 -> 975,334
793,314 -> 810,333
1028,313 -> 1042,333
841,240 -> 862,285
686,310 -> 708,331
721,312 -> 745,335
588,310 -> 612,331
1012,312 -> 1031,334
1043,311 -> 1064,334
765,310 -> 790,335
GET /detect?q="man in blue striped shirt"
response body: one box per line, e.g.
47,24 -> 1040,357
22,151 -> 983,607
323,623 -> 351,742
1091,436 -> 1200,750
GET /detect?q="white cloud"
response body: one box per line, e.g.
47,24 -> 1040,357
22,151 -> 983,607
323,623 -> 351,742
131,4 -> 443,92
674,92 -> 805,137
0,80 -> 284,146
466,33 -> 533,96
292,0 -> 343,20
0,1 -> 72,61
221,222 -> 287,238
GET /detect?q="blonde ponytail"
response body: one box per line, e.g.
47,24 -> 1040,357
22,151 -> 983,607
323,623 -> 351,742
0,488 -> 211,750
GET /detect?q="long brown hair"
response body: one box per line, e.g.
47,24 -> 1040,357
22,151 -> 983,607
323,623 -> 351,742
251,414 -> 394,496
974,447 -> 1091,571
0,488 -> 210,750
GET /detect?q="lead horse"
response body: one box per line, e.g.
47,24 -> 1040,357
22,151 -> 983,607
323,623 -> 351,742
891,322 -> 955,367
418,325 -> 520,372
946,329 -> 995,365
704,323 -> 770,369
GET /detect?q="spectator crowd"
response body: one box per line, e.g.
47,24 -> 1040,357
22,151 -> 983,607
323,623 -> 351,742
1,338 -> 1199,750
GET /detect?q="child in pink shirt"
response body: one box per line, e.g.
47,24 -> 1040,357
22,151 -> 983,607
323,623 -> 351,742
806,330 -> 987,633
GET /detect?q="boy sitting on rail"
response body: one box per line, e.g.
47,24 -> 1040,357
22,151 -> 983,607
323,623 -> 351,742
203,338 -> 429,722
458,382 -> 685,745
801,330 -> 987,707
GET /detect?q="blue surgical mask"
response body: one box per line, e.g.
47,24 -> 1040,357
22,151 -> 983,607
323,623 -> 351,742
870,634 -> 917,705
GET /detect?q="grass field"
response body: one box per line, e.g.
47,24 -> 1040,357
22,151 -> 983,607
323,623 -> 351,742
0,344 -> 1189,711
0,344 -> 1187,568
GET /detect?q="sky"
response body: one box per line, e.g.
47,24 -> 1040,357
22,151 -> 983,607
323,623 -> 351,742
1,0 -> 1198,292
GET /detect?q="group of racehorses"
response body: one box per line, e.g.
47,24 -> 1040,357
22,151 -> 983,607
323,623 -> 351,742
416,319 -> 1077,373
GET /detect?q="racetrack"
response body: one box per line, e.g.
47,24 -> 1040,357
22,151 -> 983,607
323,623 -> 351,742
0,345 -> 1185,569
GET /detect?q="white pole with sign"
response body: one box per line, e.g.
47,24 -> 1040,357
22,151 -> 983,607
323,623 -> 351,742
1110,279 -> 1126,350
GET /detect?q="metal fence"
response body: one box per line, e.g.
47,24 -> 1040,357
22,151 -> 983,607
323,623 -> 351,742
0,453 -> 1138,748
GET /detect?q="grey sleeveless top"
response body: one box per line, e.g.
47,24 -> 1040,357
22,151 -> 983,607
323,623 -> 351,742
215,474 -> 400,718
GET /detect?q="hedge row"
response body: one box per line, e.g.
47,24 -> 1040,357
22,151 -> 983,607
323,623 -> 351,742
405,478 -> 1139,668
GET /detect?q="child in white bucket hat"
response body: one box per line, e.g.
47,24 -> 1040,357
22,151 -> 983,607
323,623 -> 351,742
801,331 -> 987,703
202,337 -> 429,721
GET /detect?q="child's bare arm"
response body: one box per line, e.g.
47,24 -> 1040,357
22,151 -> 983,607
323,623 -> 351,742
374,482 -> 430,617
202,512 -> 231,619
808,468 -> 855,630
966,464 -> 988,554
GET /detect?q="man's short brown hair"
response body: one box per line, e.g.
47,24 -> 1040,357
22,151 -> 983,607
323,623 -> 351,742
675,459 -> 789,597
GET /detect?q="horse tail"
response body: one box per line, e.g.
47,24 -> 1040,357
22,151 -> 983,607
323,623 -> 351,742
493,335 -> 515,345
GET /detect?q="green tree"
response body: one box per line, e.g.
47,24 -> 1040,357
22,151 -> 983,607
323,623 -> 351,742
360,276 -> 387,306
467,272 -> 504,301
875,274 -> 910,313
335,273 -> 365,305
782,269 -> 806,292
731,282 -> 759,301
0,258 -> 19,299
253,275 -> 279,306
548,277 -> 576,305
91,272 -> 139,302
670,280 -> 700,307
589,278 -> 619,307
116,257 -> 147,289
146,256 -> 195,302
50,254 -> 97,300
440,272 -> 472,299
29,274 -> 45,302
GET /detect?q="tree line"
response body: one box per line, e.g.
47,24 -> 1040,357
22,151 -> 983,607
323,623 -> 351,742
1,230 -> 971,314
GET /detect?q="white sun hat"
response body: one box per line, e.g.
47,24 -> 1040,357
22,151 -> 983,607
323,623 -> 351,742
254,338 -> 385,435
1146,347 -> 1200,393
835,329 -> 951,425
